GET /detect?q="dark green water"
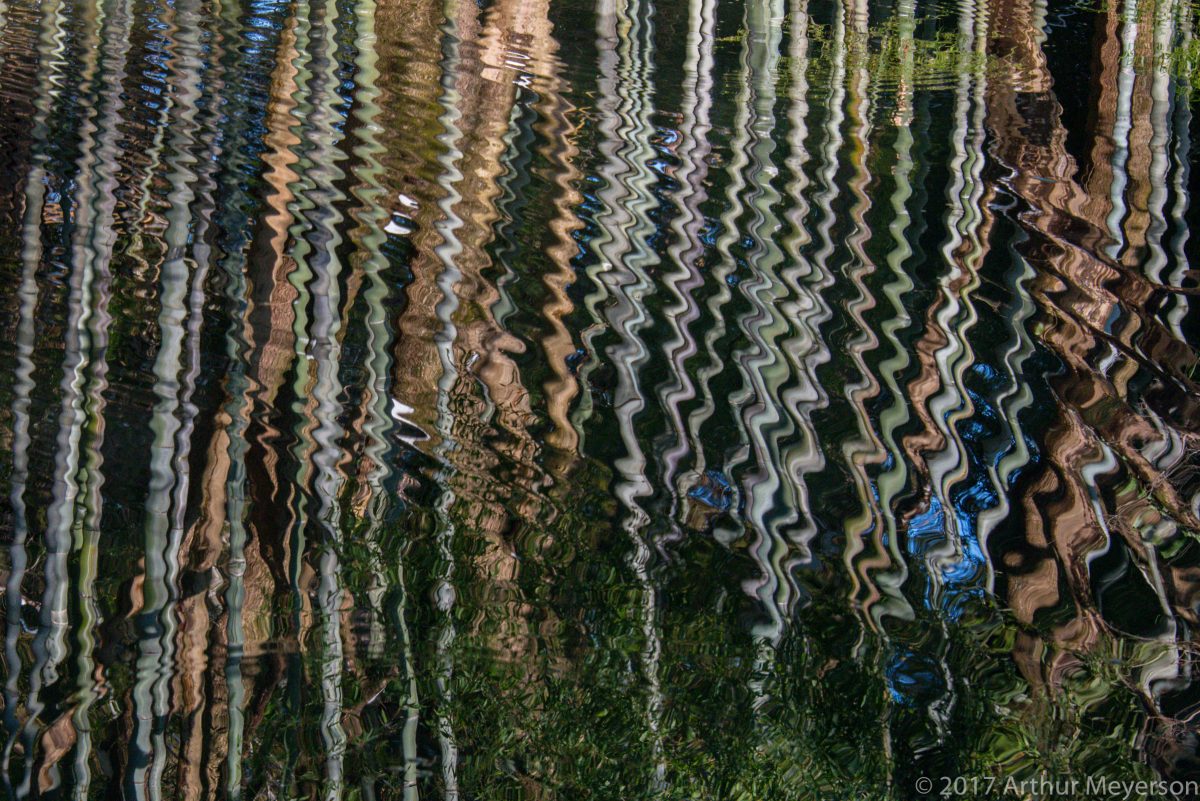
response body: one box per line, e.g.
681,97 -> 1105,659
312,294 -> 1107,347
0,0 -> 1198,797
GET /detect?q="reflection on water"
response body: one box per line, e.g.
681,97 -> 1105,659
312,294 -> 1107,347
0,0 -> 1198,796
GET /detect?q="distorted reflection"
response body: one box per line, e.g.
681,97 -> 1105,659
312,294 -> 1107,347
0,0 -> 1198,796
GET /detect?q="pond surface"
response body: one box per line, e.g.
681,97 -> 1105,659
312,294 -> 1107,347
0,0 -> 1199,797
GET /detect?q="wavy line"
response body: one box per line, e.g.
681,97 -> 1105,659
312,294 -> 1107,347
21,2 -> 111,794
774,0 -> 830,571
655,0 -> 717,538
917,0 -> 994,604
428,1 -> 471,793
4,1 -> 66,795
128,2 -> 213,798
1164,1 -> 1192,344
726,0 -> 800,651
681,0 -> 756,523
606,0 -> 666,782
61,1 -> 133,796
856,0 -> 920,633
282,1 -> 359,795
530,34 -> 585,462
836,0 -> 883,635
204,4 -> 303,795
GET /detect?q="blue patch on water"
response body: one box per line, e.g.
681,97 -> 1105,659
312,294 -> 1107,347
688,470 -> 734,511
886,649 -> 947,707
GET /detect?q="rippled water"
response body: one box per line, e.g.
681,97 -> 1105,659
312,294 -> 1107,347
0,0 -> 1198,797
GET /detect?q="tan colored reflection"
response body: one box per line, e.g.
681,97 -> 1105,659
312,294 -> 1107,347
982,0 -> 1200,763
385,0 -> 578,668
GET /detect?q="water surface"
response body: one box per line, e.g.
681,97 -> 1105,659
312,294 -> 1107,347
0,0 -> 1199,797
